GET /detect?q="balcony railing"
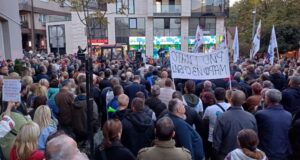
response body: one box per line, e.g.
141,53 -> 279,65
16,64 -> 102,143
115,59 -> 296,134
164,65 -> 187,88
153,5 -> 181,14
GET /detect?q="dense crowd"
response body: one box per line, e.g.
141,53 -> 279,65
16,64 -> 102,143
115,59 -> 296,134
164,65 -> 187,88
0,53 -> 299,160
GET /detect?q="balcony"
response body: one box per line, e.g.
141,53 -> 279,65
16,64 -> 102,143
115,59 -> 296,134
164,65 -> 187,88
153,5 -> 181,16
21,21 -> 29,28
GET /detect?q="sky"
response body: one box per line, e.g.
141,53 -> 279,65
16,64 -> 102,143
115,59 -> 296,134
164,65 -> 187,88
230,0 -> 240,6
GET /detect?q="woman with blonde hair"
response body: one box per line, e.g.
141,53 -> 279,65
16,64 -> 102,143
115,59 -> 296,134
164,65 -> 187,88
34,84 -> 48,98
33,105 -> 57,150
39,79 -> 49,89
10,121 -> 44,160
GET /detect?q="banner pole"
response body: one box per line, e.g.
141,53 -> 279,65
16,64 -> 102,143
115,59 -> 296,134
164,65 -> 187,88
229,76 -> 232,90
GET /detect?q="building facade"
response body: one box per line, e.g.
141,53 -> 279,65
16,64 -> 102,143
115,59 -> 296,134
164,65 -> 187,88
46,0 -> 229,57
0,0 -> 23,59
19,0 -> 71,52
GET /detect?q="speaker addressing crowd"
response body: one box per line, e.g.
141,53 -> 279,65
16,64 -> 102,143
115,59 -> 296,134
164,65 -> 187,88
0,53 -> 299,160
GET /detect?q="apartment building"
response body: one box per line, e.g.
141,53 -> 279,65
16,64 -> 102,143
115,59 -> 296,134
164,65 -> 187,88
47,0 -> 229,57
0,0 -> 23,59
19,0 -> 71,52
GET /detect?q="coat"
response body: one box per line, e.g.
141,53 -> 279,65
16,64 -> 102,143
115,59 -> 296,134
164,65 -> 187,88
168,114 -> 204,160
289,111 -> 300,160
124,82 -> 148,106
94,141 -> 135,160
269,73 -> 287,91
281,87 -> 300,115
213,106 -> 257,155
225,148 -> 267,160
137,139 -> 192,160
55,88 -> 74,127
145,97 -> 167,118
255,105 -> 292,160
121,111 -> 155,155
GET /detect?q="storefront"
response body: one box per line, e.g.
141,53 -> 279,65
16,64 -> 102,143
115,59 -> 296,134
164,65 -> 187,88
153,36 -> 181,58
188,35 -> 224,53
129,37 -> 146,52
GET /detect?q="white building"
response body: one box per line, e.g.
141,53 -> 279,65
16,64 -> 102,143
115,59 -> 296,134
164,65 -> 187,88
0,0 -> 23,60
47,0 -> 229,57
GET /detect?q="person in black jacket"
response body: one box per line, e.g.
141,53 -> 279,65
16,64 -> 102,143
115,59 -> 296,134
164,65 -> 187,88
281,76 -> 300,115
124,75 -> 148,107
269,65 -> 287,91
121,97 -> 155,155
95,119 -> 135,160
145,85 -> 167,118
289,110 -> 300,160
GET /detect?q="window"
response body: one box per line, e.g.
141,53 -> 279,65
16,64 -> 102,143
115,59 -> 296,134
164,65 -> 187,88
40,0 -> 49,2
129,18 -> 137,29
116,0 -> 123,13
20,15 -> 26,22
199,17 -> 216,35
128,0 -> 135,14
154,18 -> 181,36
39,14 -> 47,23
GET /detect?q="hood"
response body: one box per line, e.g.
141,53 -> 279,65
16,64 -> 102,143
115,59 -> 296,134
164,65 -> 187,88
126,112 -> 153,132
184,94 -> 199,108
73,95 -> 87,109
229,149 -> 267,160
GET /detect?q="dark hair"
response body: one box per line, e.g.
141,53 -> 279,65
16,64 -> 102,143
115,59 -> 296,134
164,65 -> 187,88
156,117 -> 174,141
172,91 -> 183,101
102,119 -> 122,149
214,87 -> 226,101
33,96 -> 47,110
136,91 -> 145,100
131,97 -> 144,112
50,79 -> 59,88
113,85 -> 123,96
185,80 -> 196,94
238,129 -> 259,151
104,69 -> 112,78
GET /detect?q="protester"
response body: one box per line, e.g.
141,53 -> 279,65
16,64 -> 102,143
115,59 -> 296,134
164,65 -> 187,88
10,122 -> 44,160
95,119 -> 135,160
183,80 -> 203,115
281,76 -> 300,115
289,110 -> 300,160
112,94 -> 131,120
145,85 -> 167,118
255,89 -> 292,160
33,105 -> 57,150
167,98 -> 204,160
225,129 -> 267,160
158,78 -> 176,106
106,85 -> 124,118
0,102 -> 15,138
121,97 -> 155,155
243,82 -> 263,113
213,90 -> 257,160
137,117 -> 192,160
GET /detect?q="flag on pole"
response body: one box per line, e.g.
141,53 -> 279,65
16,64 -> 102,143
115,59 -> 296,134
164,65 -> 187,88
266,25 -> 278,65
218,28 -> 227,49
233,26 -> 239,63
251,20 -> 261,58
192,25 -> 203,53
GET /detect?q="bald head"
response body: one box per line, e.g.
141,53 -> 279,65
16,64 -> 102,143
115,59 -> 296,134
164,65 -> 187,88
46,135 -> 87,160
230,90 -> 246,106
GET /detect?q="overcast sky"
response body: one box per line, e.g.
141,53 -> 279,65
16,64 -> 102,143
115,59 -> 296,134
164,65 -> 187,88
230,0 -> 240,6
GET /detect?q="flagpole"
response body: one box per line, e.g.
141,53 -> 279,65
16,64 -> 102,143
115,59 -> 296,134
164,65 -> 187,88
276,47 -> 280,62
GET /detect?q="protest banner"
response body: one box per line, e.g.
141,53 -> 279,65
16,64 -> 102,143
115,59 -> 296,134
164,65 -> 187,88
170,49 -> 230,80
2,79 -> 21,102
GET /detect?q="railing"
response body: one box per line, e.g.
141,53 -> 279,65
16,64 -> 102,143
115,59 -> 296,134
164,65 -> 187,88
153,5 -> 181,14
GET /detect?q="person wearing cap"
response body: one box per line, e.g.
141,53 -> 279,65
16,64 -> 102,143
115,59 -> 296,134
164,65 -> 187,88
281,76 -> 300,115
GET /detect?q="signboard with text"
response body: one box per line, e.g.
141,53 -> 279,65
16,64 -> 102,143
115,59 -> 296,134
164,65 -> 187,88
2,79 -> 21,102
170,49 -> 230,80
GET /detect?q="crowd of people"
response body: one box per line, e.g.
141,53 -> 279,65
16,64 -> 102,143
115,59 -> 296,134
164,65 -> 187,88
0,53 -> 299,160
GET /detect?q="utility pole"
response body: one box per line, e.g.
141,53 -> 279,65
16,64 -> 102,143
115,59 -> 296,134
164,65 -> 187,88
30,0 -> 36,52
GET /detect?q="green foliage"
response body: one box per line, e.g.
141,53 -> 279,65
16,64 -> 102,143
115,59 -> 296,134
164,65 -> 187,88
227,0 -> 300,56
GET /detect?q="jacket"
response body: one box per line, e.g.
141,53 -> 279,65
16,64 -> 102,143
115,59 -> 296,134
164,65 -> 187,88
38,122 -> 57,150
55,88 -> 74,127
94,141 -> 135,160
137,139 -> 192,160
125,82 -> 148,106
255,105 -> 292,160
168,114 -> 204,160
289,111 -> 300,160
0,112 -> 28,160
121,111 -> 155,155
183,94 -> 203,114
269,73 -> 287,91
213,106 -> 257,155
145,97 -> 167,118
225,148 -> 267,160
10,146 -> 44,160
47,88 -> 60,118
71,94 -> 99,141
158,87 -> 175,106
281,87 -> 300,115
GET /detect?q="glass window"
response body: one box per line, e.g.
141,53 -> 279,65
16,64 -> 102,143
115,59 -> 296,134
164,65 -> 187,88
200,17 -> 216,35
116,0 -> 123,13
189,18 -> 199,36
128,0 -> 135,14
129,18 -> 137,29
154,18 -> 180,36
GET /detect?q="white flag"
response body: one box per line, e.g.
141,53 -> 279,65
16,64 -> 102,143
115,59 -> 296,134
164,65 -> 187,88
232,26 -> 239,63
266,25 -> 278,64
193,25 -> 203,53
251,20 -> 261,58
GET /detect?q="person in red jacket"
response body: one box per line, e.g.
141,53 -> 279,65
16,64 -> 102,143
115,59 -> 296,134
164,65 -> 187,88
10,122 -> 44,160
